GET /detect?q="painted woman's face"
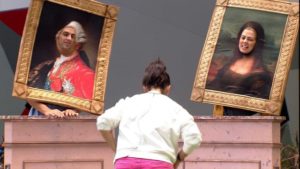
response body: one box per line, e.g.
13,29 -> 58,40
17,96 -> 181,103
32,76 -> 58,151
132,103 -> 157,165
239,27 -> 257,55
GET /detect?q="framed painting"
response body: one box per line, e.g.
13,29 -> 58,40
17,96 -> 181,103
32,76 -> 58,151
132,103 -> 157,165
12,0 -> 119,114
191,0 -> 299,115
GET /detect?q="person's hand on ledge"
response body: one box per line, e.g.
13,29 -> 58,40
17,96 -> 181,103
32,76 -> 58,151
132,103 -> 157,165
28,99 -> 65,118
63,109 -> 79,117
44,109 -> 65,118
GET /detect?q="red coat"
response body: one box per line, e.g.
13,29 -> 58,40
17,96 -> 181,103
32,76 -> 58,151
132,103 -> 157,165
47,55 -> 95,99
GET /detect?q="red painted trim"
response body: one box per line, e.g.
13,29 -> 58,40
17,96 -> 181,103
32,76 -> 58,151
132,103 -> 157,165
0,8 -> 28,36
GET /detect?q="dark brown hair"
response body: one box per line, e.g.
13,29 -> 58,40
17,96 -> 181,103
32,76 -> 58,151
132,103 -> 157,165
142,58 -> 170,90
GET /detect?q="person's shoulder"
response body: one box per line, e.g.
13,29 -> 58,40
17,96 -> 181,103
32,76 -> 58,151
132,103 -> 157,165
111,93 -> 145,109
128,92 -> 149,101
167,97 -> 194,116
74,58 -> 95,76
159,95 -> 189,112
116,93 -> 143,103
32,59 -> 54,70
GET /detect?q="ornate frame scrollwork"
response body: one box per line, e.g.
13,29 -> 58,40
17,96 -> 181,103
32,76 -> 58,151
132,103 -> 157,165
12,0 -> 119,114
191,0 -> 299,115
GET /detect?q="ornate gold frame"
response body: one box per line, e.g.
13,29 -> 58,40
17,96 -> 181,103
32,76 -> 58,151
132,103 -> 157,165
191,0 -> 299,115
12,0 -> 119,114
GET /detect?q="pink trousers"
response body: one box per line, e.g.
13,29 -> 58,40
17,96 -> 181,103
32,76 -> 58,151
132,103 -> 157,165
115,157 -> 173,169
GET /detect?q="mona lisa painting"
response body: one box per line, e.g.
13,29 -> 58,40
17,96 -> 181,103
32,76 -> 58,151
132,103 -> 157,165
191,0 -> 299,115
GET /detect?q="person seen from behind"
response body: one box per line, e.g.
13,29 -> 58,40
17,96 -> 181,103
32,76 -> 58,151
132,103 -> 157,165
96,58 -> 202,169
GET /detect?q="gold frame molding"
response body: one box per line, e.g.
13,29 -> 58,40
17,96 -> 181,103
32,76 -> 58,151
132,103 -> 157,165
12,0 -> 119,114
191,0 -> 299,115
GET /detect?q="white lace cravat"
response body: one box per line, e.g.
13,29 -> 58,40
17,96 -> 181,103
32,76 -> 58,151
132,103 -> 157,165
52,55 -> 75,73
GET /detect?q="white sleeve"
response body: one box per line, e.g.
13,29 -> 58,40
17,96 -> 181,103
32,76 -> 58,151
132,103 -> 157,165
180,113 -> 202,155
96,98 -> 126,131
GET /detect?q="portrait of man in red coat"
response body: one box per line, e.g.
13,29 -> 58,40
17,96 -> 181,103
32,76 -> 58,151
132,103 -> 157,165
27,21 -> 95,117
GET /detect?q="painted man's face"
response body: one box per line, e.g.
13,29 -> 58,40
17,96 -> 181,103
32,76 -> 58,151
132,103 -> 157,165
56,27 -> 78,56
239,27 -> 257,55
